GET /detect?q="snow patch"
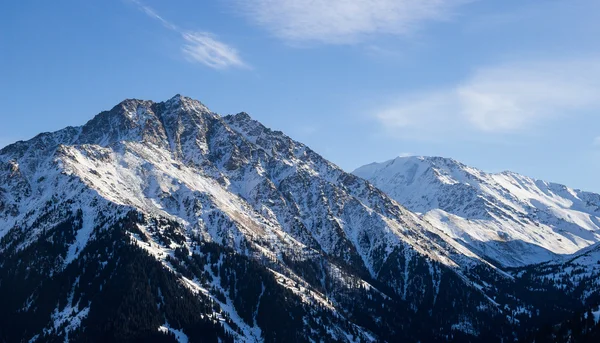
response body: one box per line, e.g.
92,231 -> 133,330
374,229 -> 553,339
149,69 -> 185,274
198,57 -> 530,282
158,322 -> 189,343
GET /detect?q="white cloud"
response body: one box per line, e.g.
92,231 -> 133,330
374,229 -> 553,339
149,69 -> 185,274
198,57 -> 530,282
128,0 -> 246,69
181,33 -> 246,69
231,0 -> 470,44
375,59 -> 600,138
130,0 -> 178,31
458,61 -> 600,132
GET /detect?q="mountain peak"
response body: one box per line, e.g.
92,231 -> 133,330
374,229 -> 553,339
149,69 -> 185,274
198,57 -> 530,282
400,155 -> 466,168
232,111 -> 252,120
75,95 -> 217,147
165,93 -> 201,106
0,95 -> 221,162
169,93 -> 184,101
161,94 -> 210,114
111,94 -> 210,114
354,155 -> 470,186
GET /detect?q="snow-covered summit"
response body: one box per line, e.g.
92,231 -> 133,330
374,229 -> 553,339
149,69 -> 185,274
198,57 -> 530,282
354,156 -> 600,267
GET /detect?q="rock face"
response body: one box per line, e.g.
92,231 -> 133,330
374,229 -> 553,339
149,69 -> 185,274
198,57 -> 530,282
0,95 -> 598,342
354,156 -> 600,267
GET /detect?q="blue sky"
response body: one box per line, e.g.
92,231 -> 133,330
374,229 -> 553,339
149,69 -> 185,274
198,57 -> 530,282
1,0 -> 600,192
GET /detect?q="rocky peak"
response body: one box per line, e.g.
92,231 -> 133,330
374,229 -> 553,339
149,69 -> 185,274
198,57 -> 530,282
163,94 -> 211,114
70,95 -> 223,159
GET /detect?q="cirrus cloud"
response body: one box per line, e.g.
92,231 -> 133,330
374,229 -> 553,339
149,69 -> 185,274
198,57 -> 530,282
181,32 -> 246,70
128,0 -> 247,69
230,0 -> 471,44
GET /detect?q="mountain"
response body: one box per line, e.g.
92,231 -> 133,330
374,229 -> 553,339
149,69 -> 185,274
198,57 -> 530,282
0,96 -> 511,342
353,156 -> 600,267
1,95 -> 598,343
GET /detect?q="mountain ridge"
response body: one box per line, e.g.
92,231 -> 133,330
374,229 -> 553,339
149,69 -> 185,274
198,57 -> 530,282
1,95 -> 599,342
353,155 -> 600,267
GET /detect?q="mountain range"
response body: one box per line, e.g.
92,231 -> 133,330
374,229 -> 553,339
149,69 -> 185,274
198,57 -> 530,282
353,156 -> 600,267
1,95 -> 598,342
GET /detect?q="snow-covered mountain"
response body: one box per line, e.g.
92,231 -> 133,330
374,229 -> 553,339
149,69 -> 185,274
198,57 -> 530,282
1,96 -> 598,342
353,156 -> 600,267
0,96 -> 513,342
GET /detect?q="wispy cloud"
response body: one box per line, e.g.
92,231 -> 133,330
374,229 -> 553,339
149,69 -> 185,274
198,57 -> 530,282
374,59 -> 600,138
128,0 -> 246,69
181,32 -> 246,69
130,0 -> 178,31
230,0 -> 470,44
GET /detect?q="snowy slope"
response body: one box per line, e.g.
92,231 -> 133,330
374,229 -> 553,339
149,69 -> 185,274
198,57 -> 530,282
522,242 -> 600,302
354,156 -> 600,267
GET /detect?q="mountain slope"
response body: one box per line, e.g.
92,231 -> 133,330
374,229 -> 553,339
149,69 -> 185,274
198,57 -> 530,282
509,243 -> 600,342
353,156 -> 600,267
0,96 -> 516,342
